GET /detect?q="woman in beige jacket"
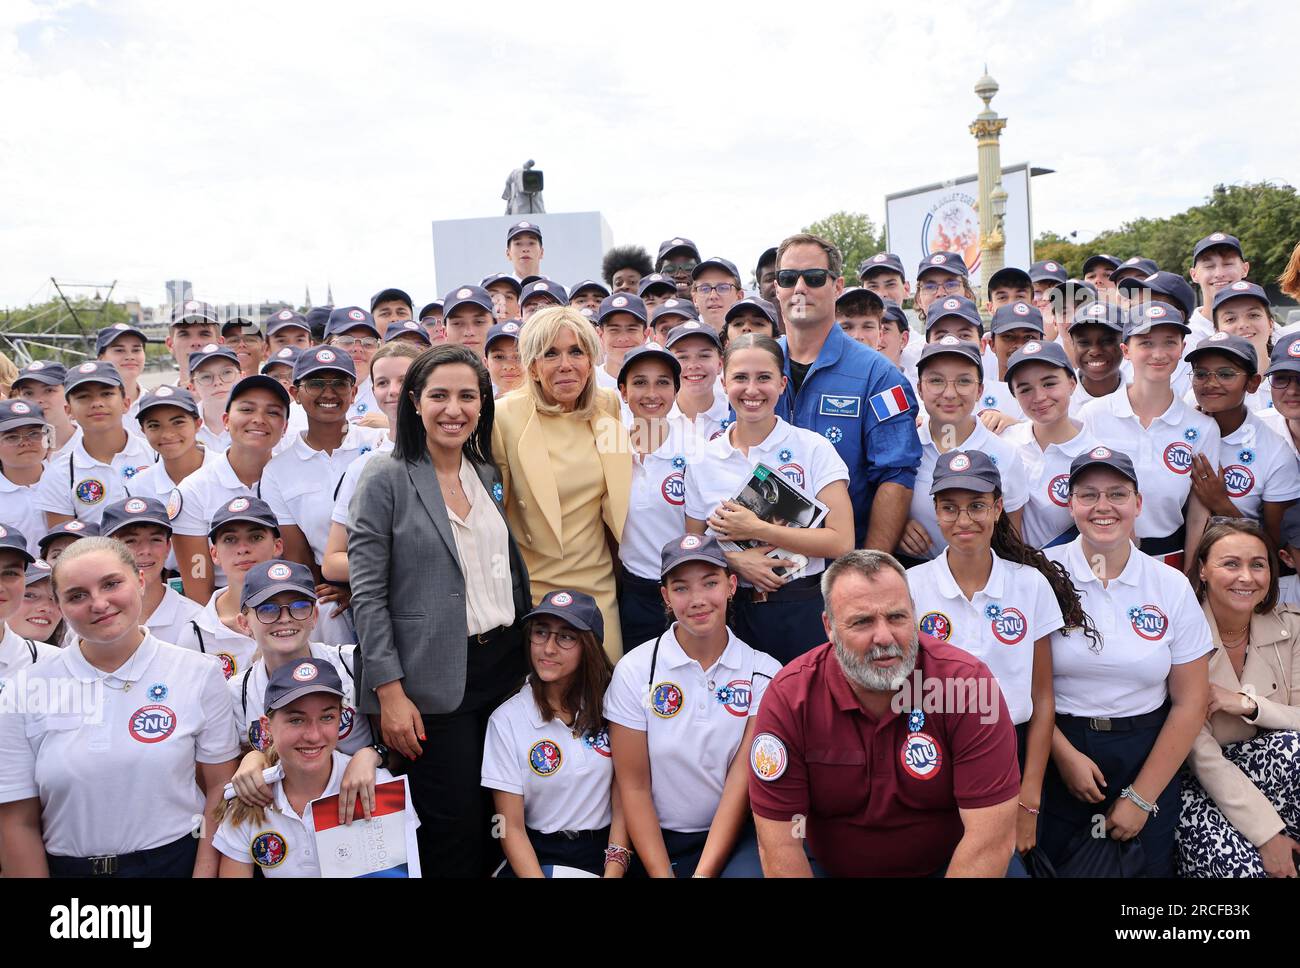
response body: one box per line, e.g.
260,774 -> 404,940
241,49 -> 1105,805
1183,518 -> 1300,878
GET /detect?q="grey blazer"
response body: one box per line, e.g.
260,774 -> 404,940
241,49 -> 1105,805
347,452 -> 531,715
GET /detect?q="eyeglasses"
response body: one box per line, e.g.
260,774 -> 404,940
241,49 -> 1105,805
694,283 -> 738,296
935,501 -> 994,522
251,599 -> 314,625
529,625 -> 580,649
1268,373 -> 1299,389
300,378 -> 353,394
919,279 -> 965,295
193,366 -> 241,388
330,336 -> 379,350
1071,487 -> 1136,506
1191,367 -> 1247,384
921,375 -> 979,393
226,335 -> 263,347
776,268 -> 835,289
661,261 -> 697,274
0,427 -> 50,447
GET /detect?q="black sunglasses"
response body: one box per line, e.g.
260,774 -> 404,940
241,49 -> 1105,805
776,268 -> 835,289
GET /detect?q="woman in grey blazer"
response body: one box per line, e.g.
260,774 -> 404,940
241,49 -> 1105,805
349,344 -> 532,878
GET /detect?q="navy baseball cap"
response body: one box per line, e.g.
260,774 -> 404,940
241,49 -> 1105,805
24,558 -> 52,585
858,252 -> 906,279
370,288 -> 413,312
326,306 -> 380,338
261,346 -> 303,374
990,302 -> 1046,336
95,323 -> 148,355
617,342 -> 681,387
597,293 -> 648,325
0,399 -> 48,432
1112,256 -> 1159,279
930,449 -> 1001,495
169,300 -> 219,327
1265,333 -> 1300,377
1212,280 -> 1270,316
480,273 -> 523,296
657,237 -> 700,264
208,495 -> 280,540
660,533 -> 728,578
64,360 -> 124,392
651,299 -> 699,327
519,275 -> 544,288
987,266 -> 1032,292
1116,271 -> 1196,318
924,295 -> 983,333
266,308 -> 311,335
691,257 -> 741,282
523,589 -> 604,644
917,251 -> 968,279
240,558 -> 317,610
638,273 -> 678,298
1072,301 -> 1126,332
1082,254 -> 1122,275
1029,260 -> 1068,285
1186,332 -> 1258,374
136,384 -> 199,419
383,320 -> 431,345
0,524 -> 35,566
1047,278 -> 1099,303
1192,232 -> 1244,263
293,345 -> 356,382
485,320 -> 522,351
418,301 -> 444,320
520,279 -> 568,307
443,285 -> 496,317
506,220 -> 543,243
836,287 -> 885,314
13,360 -> 66,387
666,320 -> 723,352
1281,503 -> 1300,549
1123,302 -> 1190,340
188,344 -> 240,374
38,519 -> 98,556
725,296 -> 778,325
100,496 -> 172,538
756,246 -> 778,271
305,305 -> 333,341
1069,445 -> 1138,488
221,316 -> 261,338
881,300 -> 908,329
570,279 -> 612,300
227,373 -> 291,413
1005,339 -> 1073,385
265,658 -> 344,712
917,337 -> 984,376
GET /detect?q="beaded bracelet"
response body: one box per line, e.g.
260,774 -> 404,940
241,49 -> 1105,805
604,844 -> 632,870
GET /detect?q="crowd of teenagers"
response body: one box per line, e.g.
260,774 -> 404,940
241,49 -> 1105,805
0,222 -> 1298,879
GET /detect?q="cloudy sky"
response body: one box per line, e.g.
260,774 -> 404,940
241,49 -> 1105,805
2,0 -> 1297,311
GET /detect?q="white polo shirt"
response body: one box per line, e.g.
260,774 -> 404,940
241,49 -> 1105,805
190,589 -> 259,680
347,378 -> 378,424
481,682 -> 614,834
144,585 -> 206,653
679,387 -> 732,443
619,415 -> 707,580
1044,538 -> 1214,718
682,416 -> 848,581
0,473 -> 46,558
1001,421 -> 1099,549
0,624 -> 61,677
1079,390 -> 1221,540
127,447 -> 223,572
0,633 -> 238,858
229,642 -> 372,756
170,451 -> 267,589
1278,574 -> 1300,608
195,423 -> 231,455
976,375 -> 1024,422
1212,413 -> 1300,522
1258,409 -> 1298,459
33,435 -> 157,527
906,552 -> 1064,724
329,437 -> 394,527
909,420 -> 1029,560
212,750 -> 397,877
262,425 -> 387,561
603,625 -> 780,833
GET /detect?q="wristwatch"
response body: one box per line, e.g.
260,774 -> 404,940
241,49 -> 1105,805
369,742 -> 390,761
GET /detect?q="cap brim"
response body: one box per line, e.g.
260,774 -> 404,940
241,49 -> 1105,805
136,400 -> 198,420
918,347 -> 984,373
0,544 -> 36,566
930,474 -> 998,495
103,515 -> 172,537
618,349 -> 681,385
1069,460 -> 1138,487
1005,356 -> 1068,384
1266,358 -> 1300,376
227,375 -> 291,411
209,515 -> 282,540
1186,345 -> 1257,371
266,682 -> 345,711
242,579 -> 316,610
0,414 -> 50,432
13,373 -> 62,386
661,551 -> 728,578
522,604 -> 593,632
64,375 -> 123,391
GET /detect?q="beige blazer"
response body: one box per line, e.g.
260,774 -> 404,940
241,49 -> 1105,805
1188,600 -> 1300,846
491,386 -> 631,560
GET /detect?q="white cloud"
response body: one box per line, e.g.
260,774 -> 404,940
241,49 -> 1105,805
2,0 -> 1298,310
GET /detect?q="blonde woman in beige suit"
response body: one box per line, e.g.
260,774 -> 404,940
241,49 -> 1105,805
493,307 -> 632,658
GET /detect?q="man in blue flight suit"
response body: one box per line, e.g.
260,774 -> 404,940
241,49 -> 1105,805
772,233 -> 922,552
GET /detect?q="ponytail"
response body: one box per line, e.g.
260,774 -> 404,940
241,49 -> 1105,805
210,745 -> 281,830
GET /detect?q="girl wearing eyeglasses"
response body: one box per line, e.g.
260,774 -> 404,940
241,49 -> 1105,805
1187,335 -> 1300,551
897,338 -> 1028,564
481,589 -> 629,878
1209,282 -> 1274,413
1260,333 -> 1300,457
189,346 -> 243,453
0,399 -> 53,559
1039,447 -> 1212,877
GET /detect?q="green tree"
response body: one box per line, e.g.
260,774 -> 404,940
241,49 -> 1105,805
1033,231 -> 1088,277
802,211 -> 886,281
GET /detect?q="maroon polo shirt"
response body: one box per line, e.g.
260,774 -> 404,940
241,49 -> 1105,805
748,635 -> 1020,877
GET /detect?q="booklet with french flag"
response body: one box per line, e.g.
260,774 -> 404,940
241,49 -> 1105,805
312,777 -> 423,878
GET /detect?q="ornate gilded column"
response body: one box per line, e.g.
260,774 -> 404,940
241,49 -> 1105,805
969,70 -> 1007,299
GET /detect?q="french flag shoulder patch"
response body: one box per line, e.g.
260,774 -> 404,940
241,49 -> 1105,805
869,385 -> 912,421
